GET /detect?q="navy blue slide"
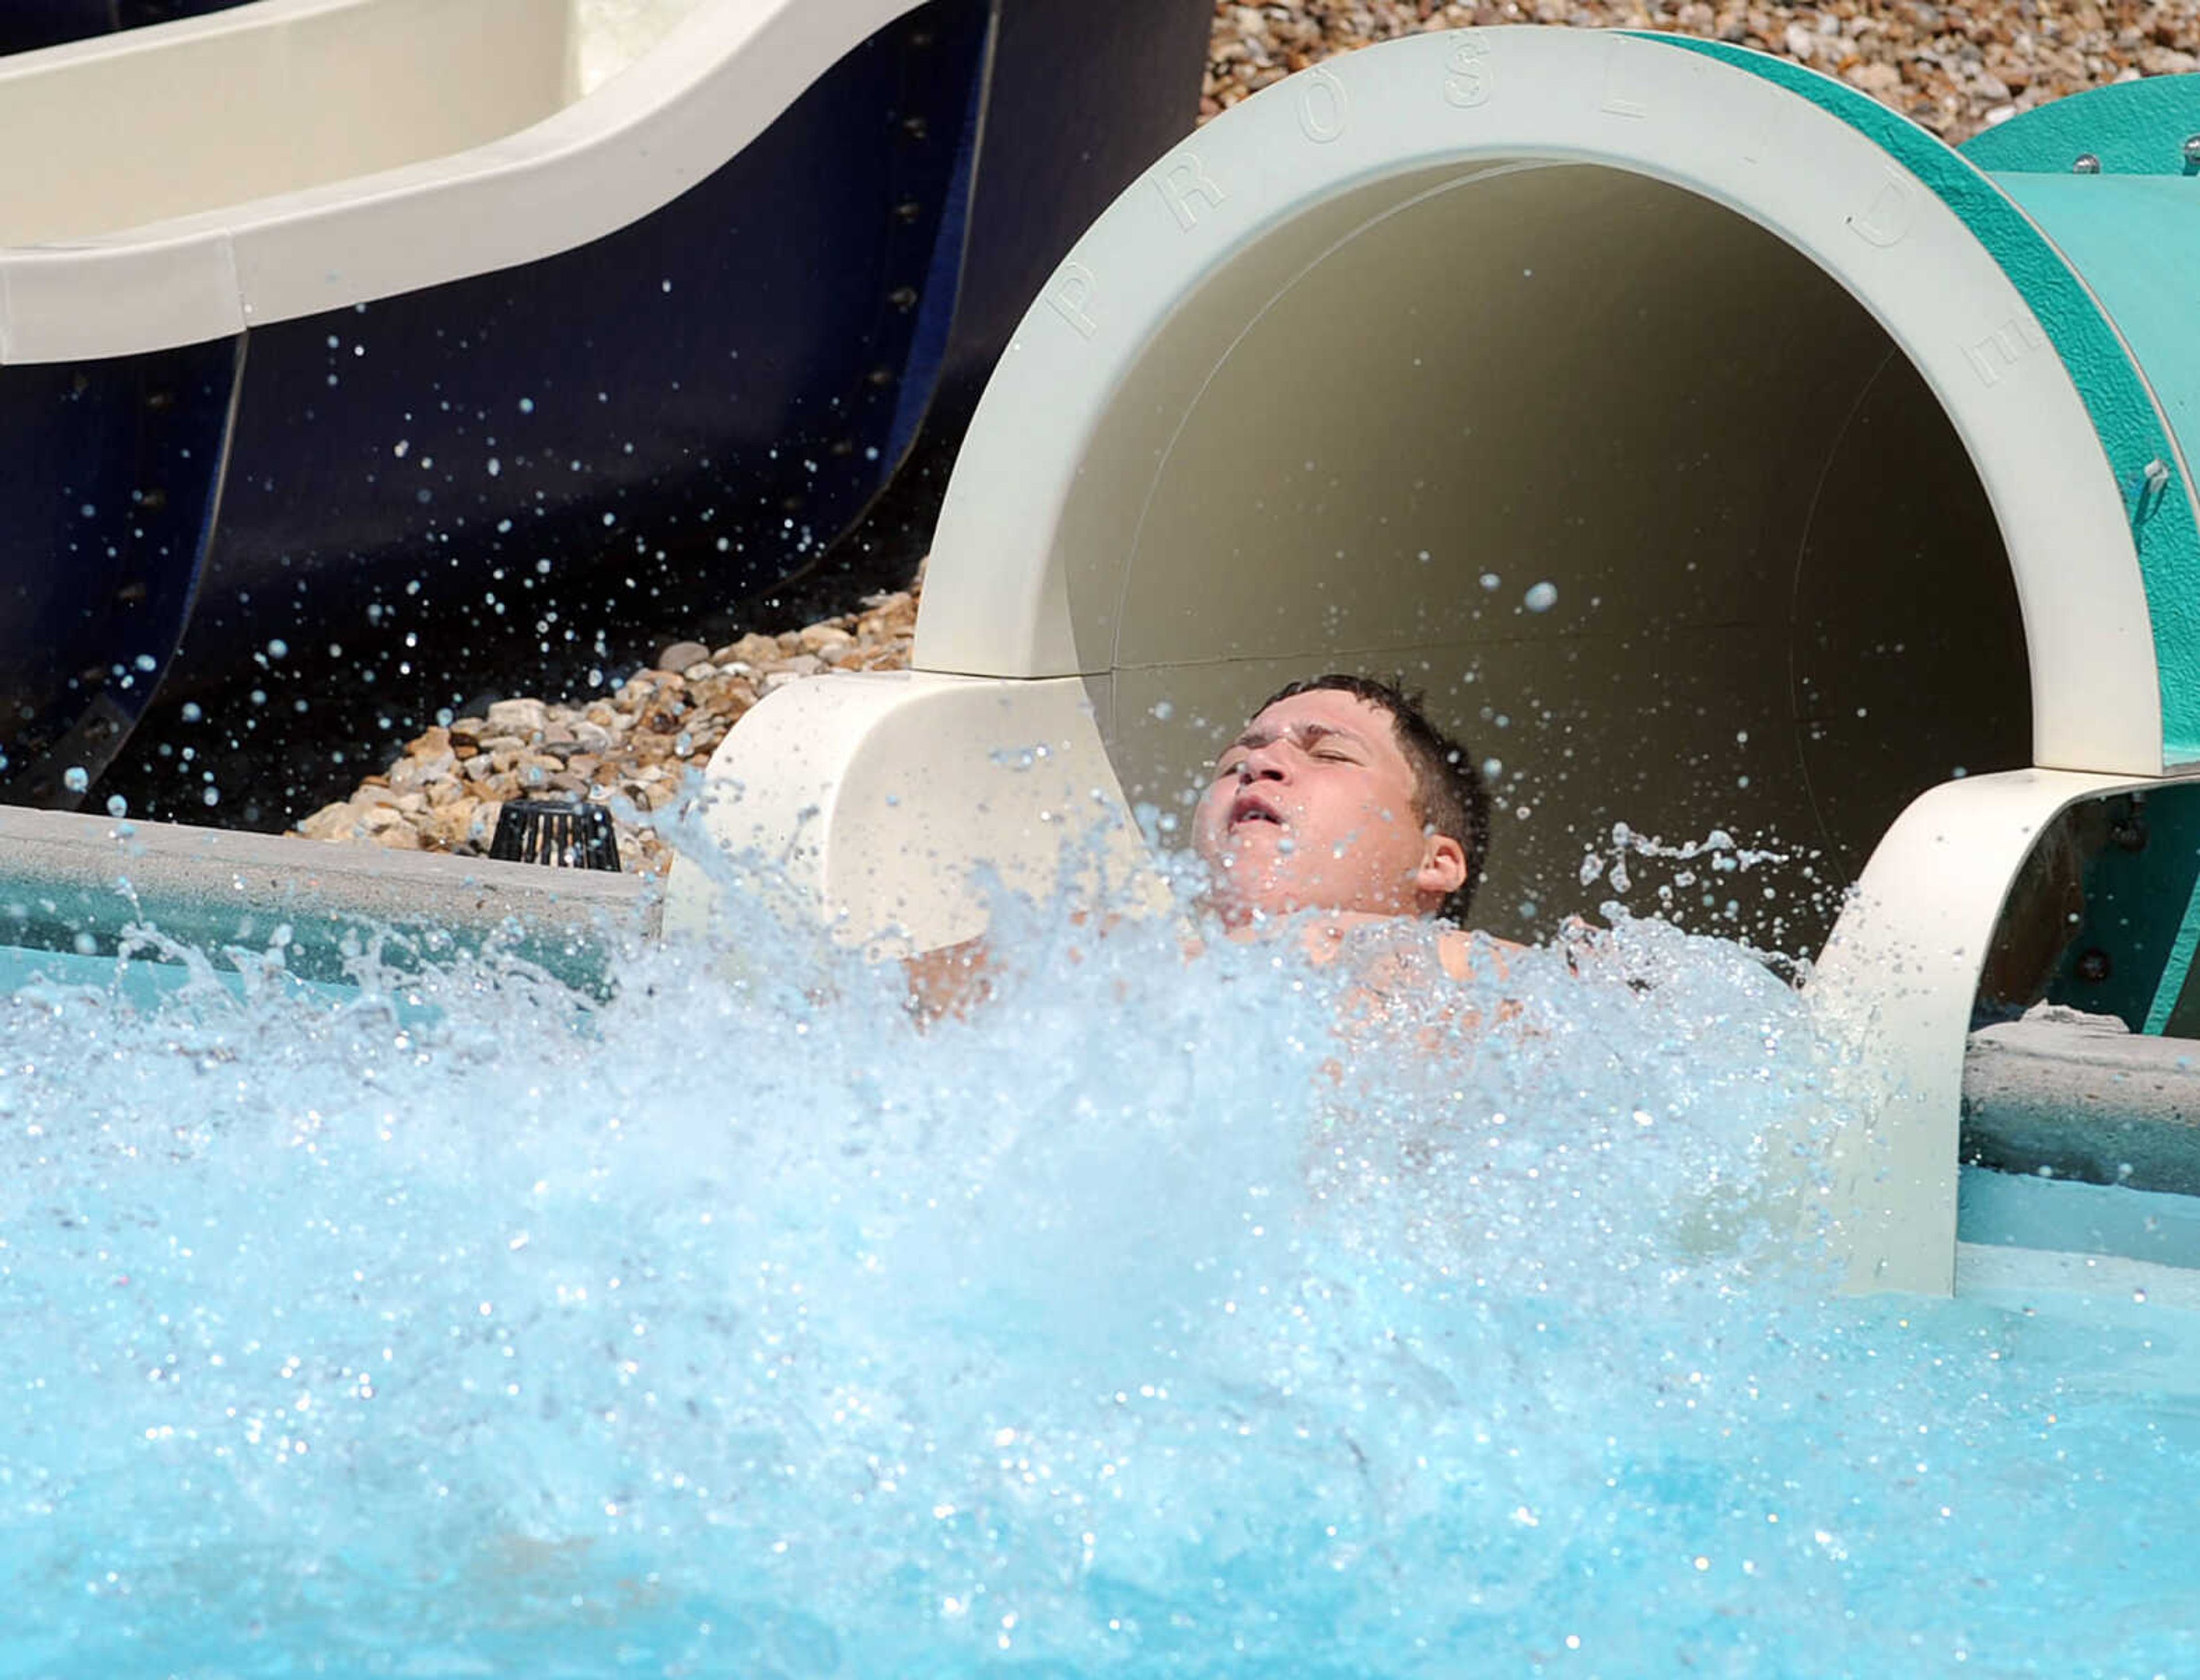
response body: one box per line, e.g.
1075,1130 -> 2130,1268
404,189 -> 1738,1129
0,0 -> 1209,821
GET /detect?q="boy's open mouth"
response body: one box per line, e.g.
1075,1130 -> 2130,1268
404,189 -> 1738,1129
1230,793 -> 1284,828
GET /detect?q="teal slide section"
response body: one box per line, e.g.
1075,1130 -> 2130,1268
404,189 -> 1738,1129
1988,171 -> 2200,729
1636,34 -> 2200,766
1960,74 -> 2200,177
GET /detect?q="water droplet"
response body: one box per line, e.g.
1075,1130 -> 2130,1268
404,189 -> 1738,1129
61,766 -> 89,794
1523,581 -> 1558,613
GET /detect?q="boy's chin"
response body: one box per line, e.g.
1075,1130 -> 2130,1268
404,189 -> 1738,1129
1199,871 -> 1287,926
1201,842 -> 1405,922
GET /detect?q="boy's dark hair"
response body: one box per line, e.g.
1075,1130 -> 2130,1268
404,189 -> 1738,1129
1255,673 -> 1491,924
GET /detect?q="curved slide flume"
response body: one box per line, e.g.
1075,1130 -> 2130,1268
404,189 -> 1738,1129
670,29 -> 2200,1298
0,0 -> 1210,818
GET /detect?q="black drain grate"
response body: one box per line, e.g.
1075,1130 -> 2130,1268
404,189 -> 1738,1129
489,799 -> 622,871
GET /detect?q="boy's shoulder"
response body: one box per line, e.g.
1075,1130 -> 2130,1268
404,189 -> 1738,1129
1435,924 -> 1526,983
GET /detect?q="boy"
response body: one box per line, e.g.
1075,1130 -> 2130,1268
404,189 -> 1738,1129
910,674 -> 1508,1014
1192,674 -> 1499,977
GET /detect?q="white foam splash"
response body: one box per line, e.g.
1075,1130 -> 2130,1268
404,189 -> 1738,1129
0,851 -> 2195,1674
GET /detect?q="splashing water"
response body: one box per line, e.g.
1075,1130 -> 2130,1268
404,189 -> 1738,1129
2,866 -> 2198,1677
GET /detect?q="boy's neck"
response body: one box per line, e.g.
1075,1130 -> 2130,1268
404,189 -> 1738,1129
1213,904 -> 1427,965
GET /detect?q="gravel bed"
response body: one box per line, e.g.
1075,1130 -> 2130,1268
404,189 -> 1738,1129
293,2 -> 2197,870
293,591 -> 917,876
1203,0 -> 2200,139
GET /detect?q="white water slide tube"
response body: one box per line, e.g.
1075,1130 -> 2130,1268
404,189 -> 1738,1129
658,27 -> 2200,1297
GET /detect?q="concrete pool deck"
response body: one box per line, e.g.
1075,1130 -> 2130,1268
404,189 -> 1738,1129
1965,1008 -> 2200,1197
0,802 -> 653,989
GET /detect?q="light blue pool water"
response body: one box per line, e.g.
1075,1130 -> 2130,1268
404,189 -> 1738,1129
3,882 -> 2198,1677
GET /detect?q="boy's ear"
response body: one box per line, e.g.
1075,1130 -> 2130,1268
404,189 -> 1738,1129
1416,832 -> 1469,905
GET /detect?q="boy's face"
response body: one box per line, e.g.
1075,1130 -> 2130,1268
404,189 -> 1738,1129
1192,688 -> 1467,925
